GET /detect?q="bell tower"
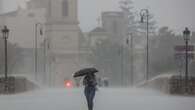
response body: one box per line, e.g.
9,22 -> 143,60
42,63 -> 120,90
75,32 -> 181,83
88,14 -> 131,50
46,0 -> 81,87
45,0 -> 80,53
28,0 -> 81,87
46,0 -> 78,24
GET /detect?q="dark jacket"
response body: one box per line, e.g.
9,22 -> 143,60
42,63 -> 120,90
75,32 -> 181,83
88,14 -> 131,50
83,74 -> 97,87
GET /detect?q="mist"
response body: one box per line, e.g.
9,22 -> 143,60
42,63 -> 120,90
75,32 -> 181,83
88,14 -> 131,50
0,88 -> 195,110
1,0 -> 195,32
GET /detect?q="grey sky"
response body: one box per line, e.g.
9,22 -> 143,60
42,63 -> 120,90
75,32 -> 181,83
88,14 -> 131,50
1,0 -> 195,33
79,0 -> 195,33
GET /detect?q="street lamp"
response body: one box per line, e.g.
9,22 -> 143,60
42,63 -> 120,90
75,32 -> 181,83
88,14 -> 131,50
126,33 -> 134,86
35,23 -> 44,81
183,27 -> 191,89
1,25 -> 10,92
140,9 -> 149,80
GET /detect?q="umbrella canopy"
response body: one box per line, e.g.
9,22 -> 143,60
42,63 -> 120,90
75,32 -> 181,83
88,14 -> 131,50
73,68 -> 98,77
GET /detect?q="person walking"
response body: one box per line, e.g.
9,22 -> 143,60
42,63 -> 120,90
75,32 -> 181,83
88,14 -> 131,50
83,73 -> 97,110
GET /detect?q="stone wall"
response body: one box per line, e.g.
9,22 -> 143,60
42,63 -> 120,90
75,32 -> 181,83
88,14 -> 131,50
137,74 -> 171,93
137,74 -> 195,95
169,76 -> 195,95
0,76 -> 39,94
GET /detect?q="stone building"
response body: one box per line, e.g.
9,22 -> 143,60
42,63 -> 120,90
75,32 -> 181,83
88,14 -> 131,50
102,11 -> 128,44
0,0 -> 85,87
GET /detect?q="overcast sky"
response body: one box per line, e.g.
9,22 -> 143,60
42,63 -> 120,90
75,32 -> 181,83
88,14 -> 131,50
1,0 -> 195,33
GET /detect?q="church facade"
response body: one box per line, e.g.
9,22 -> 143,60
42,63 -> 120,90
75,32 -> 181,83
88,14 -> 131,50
0,0 -> 87,87
28,0 -> 84,87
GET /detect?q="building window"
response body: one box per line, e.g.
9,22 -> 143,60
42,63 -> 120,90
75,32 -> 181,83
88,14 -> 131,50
62,0 -> 69,16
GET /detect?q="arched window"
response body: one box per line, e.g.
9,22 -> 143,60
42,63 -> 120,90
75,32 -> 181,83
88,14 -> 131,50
62,0 -> 68,16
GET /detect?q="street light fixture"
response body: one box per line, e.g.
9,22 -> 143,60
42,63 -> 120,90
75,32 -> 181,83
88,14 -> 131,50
183,27 -> 190,41
1,25 -> 10,92
140,9 -> 149,80
1,26 -> 10,79
183,27 -> 191,90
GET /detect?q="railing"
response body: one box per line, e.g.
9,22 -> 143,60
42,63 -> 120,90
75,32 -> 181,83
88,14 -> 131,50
0,76 -> 15,94
169,75 -> 195,95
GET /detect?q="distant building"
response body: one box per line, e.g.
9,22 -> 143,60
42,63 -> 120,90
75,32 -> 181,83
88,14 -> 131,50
0,0 -> 86,87
87,11 -> 129,48
0,1 -> 2,14
86,11 -> 129,86
83,11 -> 147,86
29,0 -> 83,87
102,11 -> 128,44
88,27 -> 110,47
0,8 -> 46,48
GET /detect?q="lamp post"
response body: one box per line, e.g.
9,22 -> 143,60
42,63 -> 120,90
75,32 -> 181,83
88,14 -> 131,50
140,9 -> 149,80
126,33 -> 134,86
1,25 -> 10,92
183,27 -> 191,90
35,23 -> 44,81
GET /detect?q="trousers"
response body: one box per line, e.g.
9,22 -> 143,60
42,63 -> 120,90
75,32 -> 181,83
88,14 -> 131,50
84,86 -> 96,110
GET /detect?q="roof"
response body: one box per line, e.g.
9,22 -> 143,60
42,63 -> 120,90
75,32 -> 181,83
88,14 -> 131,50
102,11 -> 124,17
0,10 -> 18,17
90,27 -> 106,33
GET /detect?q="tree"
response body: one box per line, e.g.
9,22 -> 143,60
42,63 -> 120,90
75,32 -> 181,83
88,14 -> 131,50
136,11 -> 157,36
119,0 -> 137,34
119,0 -> 157,36
149,27 -> 178,77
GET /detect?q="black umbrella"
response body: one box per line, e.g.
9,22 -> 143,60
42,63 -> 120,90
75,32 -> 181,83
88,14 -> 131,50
73,68 -> 98,77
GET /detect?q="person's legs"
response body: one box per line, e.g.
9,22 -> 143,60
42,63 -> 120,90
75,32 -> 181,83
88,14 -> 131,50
88,87 -> 96,110
85,87 -> 91,110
